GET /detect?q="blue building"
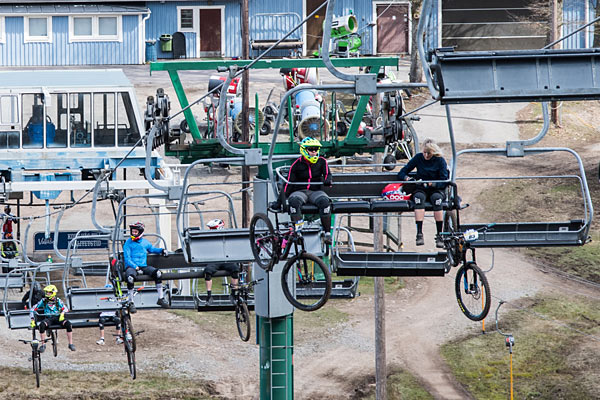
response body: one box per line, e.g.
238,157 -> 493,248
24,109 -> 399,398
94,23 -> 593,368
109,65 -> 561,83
2,0 -> 594,67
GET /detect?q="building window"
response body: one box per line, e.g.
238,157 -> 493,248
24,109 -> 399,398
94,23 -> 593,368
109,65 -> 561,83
69,15 -> 122,42
24,16 -> 52,43
0,17 -> 5,44
178,8 -> 195,31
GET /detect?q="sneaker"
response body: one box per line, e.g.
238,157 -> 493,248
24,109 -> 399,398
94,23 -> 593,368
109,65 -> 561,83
38,344 -> 46,353
157,298 -> 170,308
68,344 -> 76,352
435,235 -> 445,249
416,233 -> 425,246
96,338 -> 105,345
116,337 -> 124,345
205,296 -> 214,306
128,303 -> 137,314
323,232 -> 332,245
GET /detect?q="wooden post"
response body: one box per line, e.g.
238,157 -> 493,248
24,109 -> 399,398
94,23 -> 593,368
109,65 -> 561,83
373,153 -> 387,399
550,0 -> 559,126
241,0 -> 251,227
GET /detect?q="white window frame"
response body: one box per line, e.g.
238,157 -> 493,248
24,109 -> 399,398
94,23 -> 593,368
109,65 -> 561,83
0,17 -> 5,44
177,8 -> 195,32
24,16 -> 52,43
69,15 -> 122,42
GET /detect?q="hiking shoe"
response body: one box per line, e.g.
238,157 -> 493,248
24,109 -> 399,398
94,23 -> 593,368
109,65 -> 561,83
96,338 -> 105,345
416,233 -> 425,246
323,232 -> 332,245
38,344 -> 46,353
205,296 -> 214,306
68,344 -> 76,352
128,303 -> 137,314
435,235 -> 445,249
157,298 -> 170,308
116,337 -> 124,345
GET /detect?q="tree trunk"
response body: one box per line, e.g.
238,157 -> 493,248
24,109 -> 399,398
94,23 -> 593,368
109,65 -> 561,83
409,15 -> 423,83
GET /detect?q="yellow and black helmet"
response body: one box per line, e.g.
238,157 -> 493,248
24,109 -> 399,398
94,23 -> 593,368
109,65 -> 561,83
43,284 -> 58,300
299,137 -> 322,164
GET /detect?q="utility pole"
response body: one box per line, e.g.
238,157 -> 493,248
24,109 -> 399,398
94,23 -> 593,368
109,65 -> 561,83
373,153 -> 387,399
550,0 -> 559,126
241,0 -> 250,227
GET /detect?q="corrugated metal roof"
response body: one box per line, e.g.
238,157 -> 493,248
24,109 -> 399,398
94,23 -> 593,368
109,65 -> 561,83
0,69 -> 134,89
0,4 -> 148,14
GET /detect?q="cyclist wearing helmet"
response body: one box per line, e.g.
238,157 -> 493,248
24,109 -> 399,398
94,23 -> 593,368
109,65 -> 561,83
284,137 -> 333,244
1,205 -> 17,239
30,284 -> 76,352
123,221 -> 170,309
397,138 -> 449,248
203,219 -> 240,305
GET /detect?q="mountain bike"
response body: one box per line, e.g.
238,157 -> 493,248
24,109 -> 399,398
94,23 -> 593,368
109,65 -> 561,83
439,224 -> 494,321
101,287 -> 144,379
225,276 -> 263,342
19,327 -> 52,388
249,209 -> 332,312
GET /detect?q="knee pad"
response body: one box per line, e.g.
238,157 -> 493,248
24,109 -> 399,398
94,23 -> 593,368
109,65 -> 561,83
38,321 -> 47,333
63,320 -> 73,333
127,275 -> 135,284
231,271 -> 239,279
155,270 -> 162,279
204,273 -> 213,281
431,193 -> 444,211
314,195 -> 331,214
413,192 -> 426,208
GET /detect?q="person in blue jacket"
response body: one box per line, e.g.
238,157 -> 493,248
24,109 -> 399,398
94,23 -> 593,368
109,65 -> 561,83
397,138 -> 449,248
123,221 -> 169,309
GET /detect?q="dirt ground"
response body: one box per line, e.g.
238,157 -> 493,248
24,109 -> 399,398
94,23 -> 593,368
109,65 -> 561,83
1,61 -> 600,399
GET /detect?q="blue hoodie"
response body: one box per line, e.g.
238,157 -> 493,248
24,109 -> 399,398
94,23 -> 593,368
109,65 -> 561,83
123,237 -> 163,269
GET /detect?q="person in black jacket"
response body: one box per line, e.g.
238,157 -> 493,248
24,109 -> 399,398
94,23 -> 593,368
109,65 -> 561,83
284,137 -> 333,244
397,138 -> 449,248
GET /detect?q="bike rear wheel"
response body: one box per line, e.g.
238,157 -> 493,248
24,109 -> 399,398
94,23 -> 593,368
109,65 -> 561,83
235,302 -> 251,342
50,330 -> 57,357
455,262 -> 491,321
33,351 -> 40,388
281,252 -> 331,312
249,213 -> 277,271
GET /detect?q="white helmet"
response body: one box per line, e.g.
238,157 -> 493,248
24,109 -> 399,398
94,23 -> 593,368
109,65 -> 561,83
206,219 -> 225,230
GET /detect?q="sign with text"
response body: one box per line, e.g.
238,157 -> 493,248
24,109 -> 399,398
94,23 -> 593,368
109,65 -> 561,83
34,231 -> 108,251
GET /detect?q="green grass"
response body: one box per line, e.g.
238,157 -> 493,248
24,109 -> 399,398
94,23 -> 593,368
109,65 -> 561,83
354,365 -> 434,400
441,294 -> 600,399
350,276 -> 405,296
0,367 -> 217,400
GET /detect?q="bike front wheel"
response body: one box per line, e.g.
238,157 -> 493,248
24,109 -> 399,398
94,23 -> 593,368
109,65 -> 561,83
249,213 -> 277,271
281,252 -> 331,312
50,330 -> 57,357
455,262 -> 491,321
235,302 -> 251,342
33,351 -> 40,388
122,314 -> 137,354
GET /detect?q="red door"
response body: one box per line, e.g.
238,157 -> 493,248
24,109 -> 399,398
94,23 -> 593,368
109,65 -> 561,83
199,8 -> 221,56
377,4 -> 409,54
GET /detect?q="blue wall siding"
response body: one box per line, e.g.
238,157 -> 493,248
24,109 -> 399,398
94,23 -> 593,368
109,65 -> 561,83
146,1 -> 240,59
562,0 -> 596,49
0,15 -> 141,66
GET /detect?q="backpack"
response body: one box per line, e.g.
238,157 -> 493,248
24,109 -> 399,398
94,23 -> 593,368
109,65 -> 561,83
382,183 -> 412,200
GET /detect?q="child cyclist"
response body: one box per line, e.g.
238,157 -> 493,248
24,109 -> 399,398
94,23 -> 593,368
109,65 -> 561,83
30,284 -> 76,352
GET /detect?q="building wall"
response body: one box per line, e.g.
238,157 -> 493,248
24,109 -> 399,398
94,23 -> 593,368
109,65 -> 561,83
146,1 -> 240,59
441,0 -> 548,51
0,14 -> 142,66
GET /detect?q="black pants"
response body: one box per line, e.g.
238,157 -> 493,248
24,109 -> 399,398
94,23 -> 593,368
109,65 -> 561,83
204,263 -> 240,281
39,315 -> 72,333
413,187 -> 445,211
124,266 -> 162,290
